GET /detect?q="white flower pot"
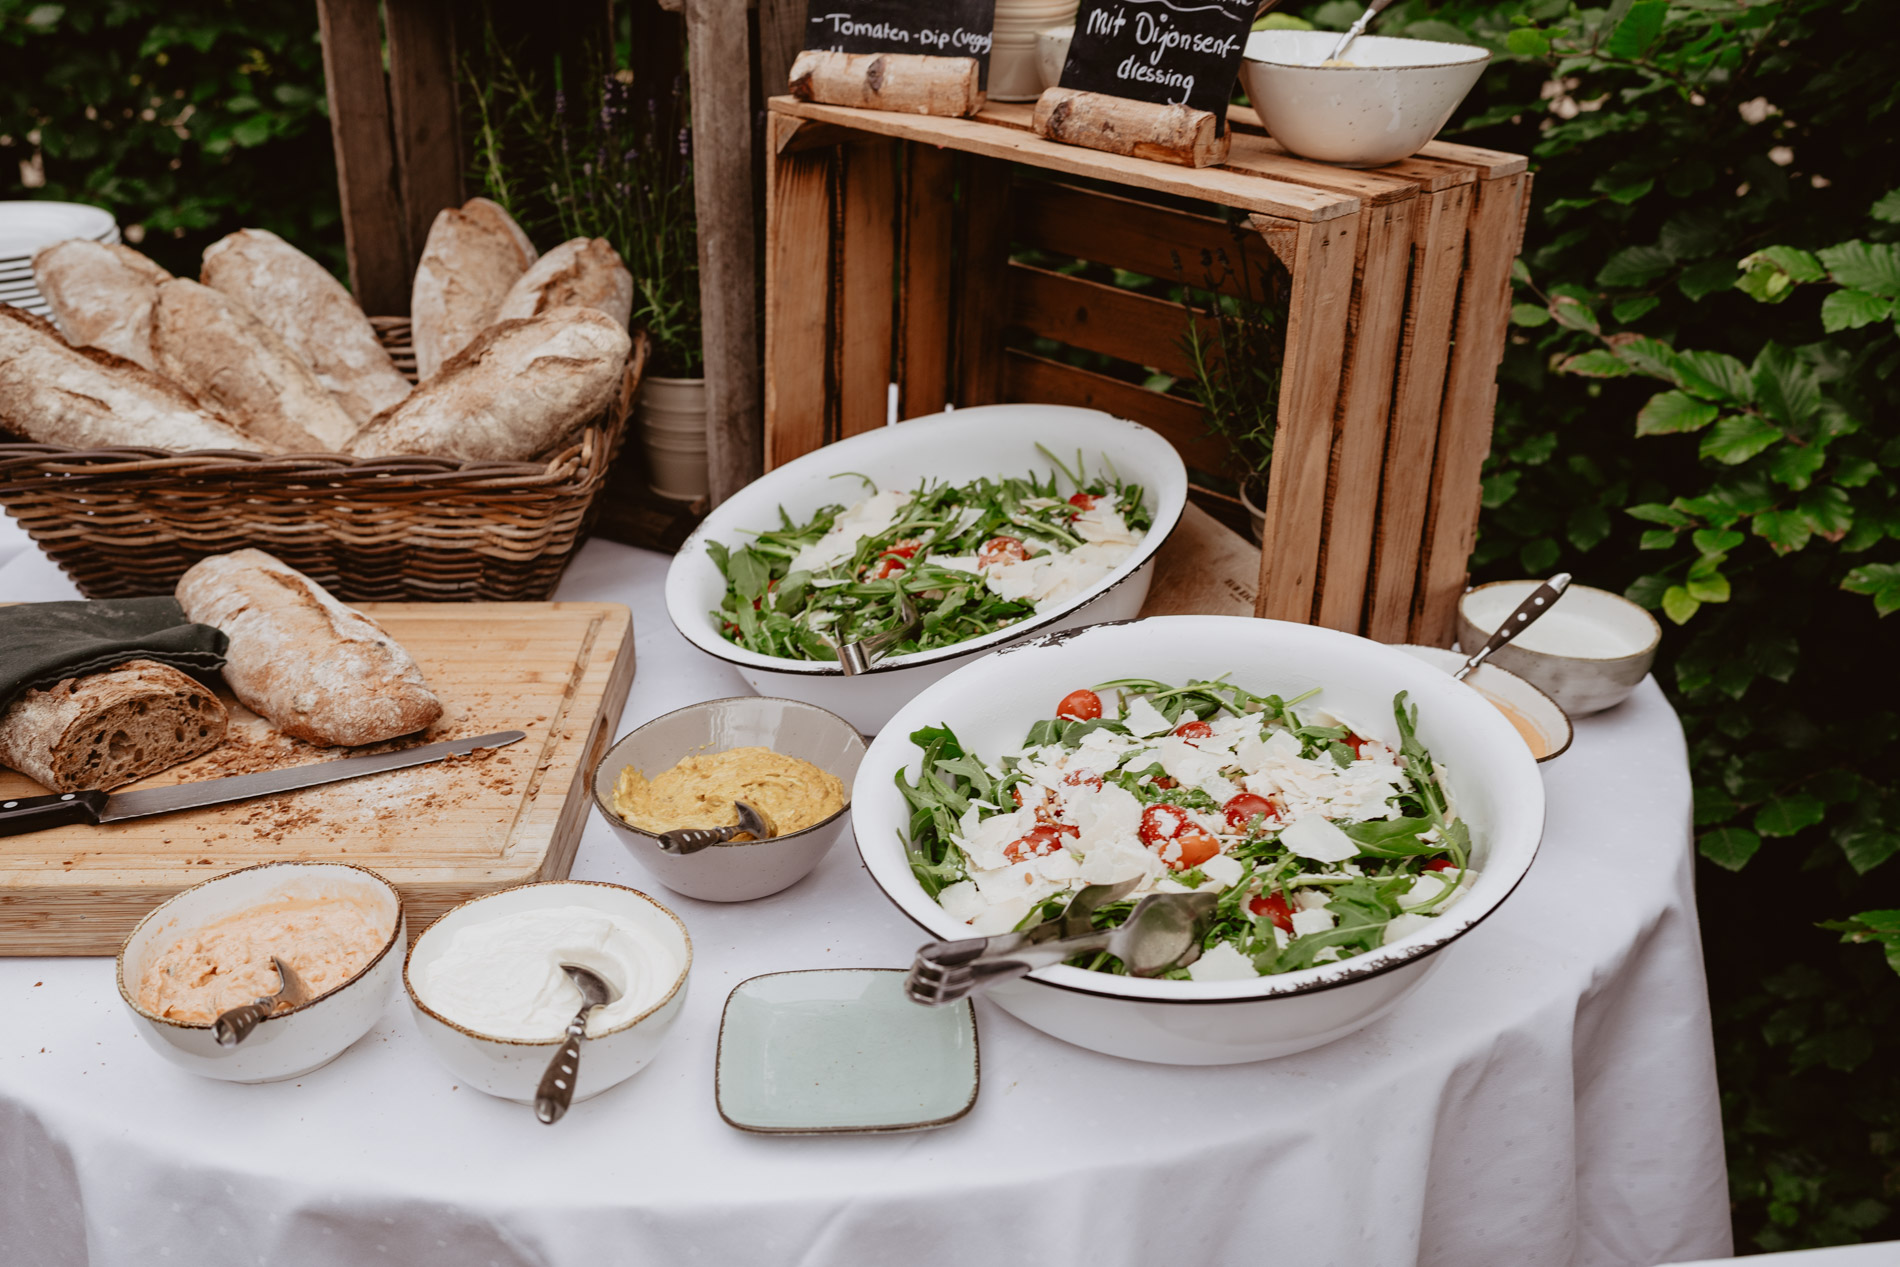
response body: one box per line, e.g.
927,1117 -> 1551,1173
638,376 -> 709,503
1239,474 -> 1267,545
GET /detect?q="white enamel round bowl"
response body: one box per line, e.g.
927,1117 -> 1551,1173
404,881 -> 691,1105
1240,31 -> 1490,168
665,405 -> 1189,734
851,616 -> 1546,1065
116,861 -> 405,1083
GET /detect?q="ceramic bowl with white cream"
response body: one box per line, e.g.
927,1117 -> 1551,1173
405,881 -> 691,1105
1457,581 -> 1662,715
850,616 -> 1546,1066
664,405 -> 1189,734
116,861 -> 405,1083
1240,31 -> 1490,167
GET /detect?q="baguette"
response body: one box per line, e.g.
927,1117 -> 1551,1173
151,279 -> 360,452
175,549 -> 443,747
0,307 -> 272,452
200,228 -> 411,424
411,197 -> 538,381
347,306 -> 631,462
495,237 -> 634,330
31,238 -> 173,371
0,660 -> 228,793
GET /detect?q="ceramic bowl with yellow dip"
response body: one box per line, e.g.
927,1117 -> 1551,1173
590,698 -> 868,902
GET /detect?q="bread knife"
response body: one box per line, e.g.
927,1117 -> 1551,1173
0,730 -> 526,837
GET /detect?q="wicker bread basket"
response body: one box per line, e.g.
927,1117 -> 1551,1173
0,318 -> 648,601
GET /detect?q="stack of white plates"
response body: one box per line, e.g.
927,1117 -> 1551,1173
0,201 -> 121,321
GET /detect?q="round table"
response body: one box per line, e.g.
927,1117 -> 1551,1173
0,524 -> 1733,1267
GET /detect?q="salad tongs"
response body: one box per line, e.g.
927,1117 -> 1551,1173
906,881 -> 1221,1006
835,590 -> 920,676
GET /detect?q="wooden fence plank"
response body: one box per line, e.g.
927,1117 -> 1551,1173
953,154 -> 1013,407
1314,195 -> 1415,634
1006,263 -> 1206,380
898,143 -> 956,420
764,114 -> 833,469
1363,182 -> 1472,644
755,0 -> 806,102
384,0 -> 464,274
315,0 -> 410,315
1413,172 -> 1526,645
837,138 -> 898,438
1002,351 -> 1229,475
687,0 -> 763,502
1251,213 -> 1358,623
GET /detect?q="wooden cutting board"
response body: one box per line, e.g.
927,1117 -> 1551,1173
0,602 -> 635,956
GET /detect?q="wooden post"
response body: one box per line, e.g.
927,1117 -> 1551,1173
756,0 -> 806,100
383,0 -> 464,272
315,0 -> 411,313
836,139 -> 899,438
764,115 -> 834,468
952,155 -> 1012,408
897,143 -> 956,420
685,0 -> 763,503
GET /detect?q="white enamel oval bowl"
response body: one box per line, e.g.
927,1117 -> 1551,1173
1240,31 -> 1490,168
665,405 -> 1189,734
116,861 -> 405,1083
851,616 -> 1546,1065
404,881 -> 691,1105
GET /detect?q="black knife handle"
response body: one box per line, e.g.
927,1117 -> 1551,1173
0,790 -> 107,836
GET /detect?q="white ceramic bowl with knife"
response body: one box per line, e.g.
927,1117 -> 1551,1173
663,405 -> 1190,734
116,860 -> 405,1083
850,616 -> 1546,1065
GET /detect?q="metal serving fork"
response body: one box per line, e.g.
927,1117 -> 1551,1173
835,590 -> 921,675
906,881 -> 1221,1006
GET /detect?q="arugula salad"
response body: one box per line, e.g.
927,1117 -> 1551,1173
706,454 -> 1151,662
898,678 -> 1477,980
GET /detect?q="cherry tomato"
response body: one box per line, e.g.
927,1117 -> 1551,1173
1423,858 -> 1459,873
1152,776 -> 1179,790
1169,827 -> 1221,871
978,536 -> 1029,568
1004,825 -> 1066,863
1223,792 -> 1280,832
866,556 -> 907,581
881,537 -> 923,560
1138,804 -> 1190,846
1067,492 -> 1098,511
1249,891 -> 1295,933
1061,771 -> 1104,792
721,620 -> 741,638
1345,731 -> 1373,759
1172,719 -> 1214,741
1057,689 -> 1102,721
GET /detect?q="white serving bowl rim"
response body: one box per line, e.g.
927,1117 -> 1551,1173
403,879 -> 693,1047
588,695 -> 865,850
1395,643 -> 1575,764
664,406 -> 1189,678
852,615 -> 1546,1005
1243,29 -> 1491,72
115,859 -> 405,1032
1460,579 -> 1663,666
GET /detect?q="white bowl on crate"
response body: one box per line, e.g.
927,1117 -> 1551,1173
849,616 -> 1546,1065
1239,31 -> 1490,168
664,404 -> 1189,734
116,861 -> 405,1083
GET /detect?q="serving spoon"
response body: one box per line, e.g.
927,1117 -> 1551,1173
1325,0 -> 1400,64
1453,573 -> 1571,681
213,955 -> 312,1047
657,800 -> 771,855
534,963 -> 621,1125
835,589 -> 920,675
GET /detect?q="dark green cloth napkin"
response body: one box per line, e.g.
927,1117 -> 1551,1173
0,597 -> 227,713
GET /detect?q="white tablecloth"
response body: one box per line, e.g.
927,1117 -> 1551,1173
0,519 -> 1733,1267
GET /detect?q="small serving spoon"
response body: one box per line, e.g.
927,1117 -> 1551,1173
1325,0 -> 1400,64
534,963 -> 621,1125
835,589 -> 920,676
1454,573 -> 1571,682
213,955 -> 312,1047
656,801 -> 771,855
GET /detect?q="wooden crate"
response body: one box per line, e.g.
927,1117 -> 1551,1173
762,96 -> 1529,647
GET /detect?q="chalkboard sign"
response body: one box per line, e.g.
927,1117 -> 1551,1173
804,1 -> 997,85
1058,0 -> 1257,129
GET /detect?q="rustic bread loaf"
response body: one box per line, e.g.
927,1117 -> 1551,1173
0,307 -> 272,452
411,197 -> 538,381
31,238 -> 173,371
151,279 -> 361,452
200,228 -> 411,424
175,549 -> 443,747
495,237 -> 633,330
0,659 -> 228,793
346,305 -> 631,462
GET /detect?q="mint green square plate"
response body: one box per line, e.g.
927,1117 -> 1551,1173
715,969 -> 979,1135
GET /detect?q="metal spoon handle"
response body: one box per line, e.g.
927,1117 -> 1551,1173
213,999 -> 276,1048
658,824 -> 737,855
534,1011 -> 591,1125
1455,573 -> 1572,681
1327,0 -> 1400,61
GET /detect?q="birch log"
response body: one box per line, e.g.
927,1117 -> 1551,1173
1032,87 -> 1231,168
788,50 -> 985,118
